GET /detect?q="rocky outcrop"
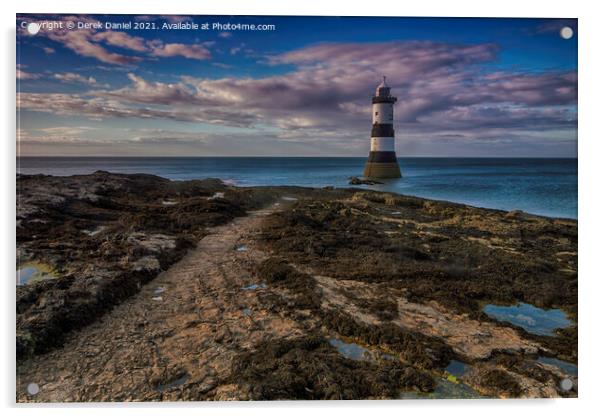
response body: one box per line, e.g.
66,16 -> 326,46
16,172 -> 276,359
16,173 -> 577,401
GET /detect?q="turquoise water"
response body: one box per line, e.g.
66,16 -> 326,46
483,302 -> 572,336
17,157 -> 577,219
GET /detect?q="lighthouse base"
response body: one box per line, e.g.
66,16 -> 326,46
363,151 -> 402,178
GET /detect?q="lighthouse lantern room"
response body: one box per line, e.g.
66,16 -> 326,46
363,76 -> 402,178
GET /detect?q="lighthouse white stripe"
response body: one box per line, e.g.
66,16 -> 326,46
372,103 -> 394,124
370,137 -> 395,152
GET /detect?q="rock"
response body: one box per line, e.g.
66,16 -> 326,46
505,209 -> 525,219
348,176 -> 384,185
15,172 -> 264,360
132,256 -> 161,272
127,233 -> 177,254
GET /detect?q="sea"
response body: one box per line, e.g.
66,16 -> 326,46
16,157 -> 577,219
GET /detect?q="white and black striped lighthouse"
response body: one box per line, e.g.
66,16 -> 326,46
363,76 -> 402,178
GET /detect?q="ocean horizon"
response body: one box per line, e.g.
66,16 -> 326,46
16,157 -> 578,219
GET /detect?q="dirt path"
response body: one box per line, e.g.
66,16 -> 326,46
17,203 -> 303,402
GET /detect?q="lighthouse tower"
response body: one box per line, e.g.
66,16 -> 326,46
363,76 -> 402,178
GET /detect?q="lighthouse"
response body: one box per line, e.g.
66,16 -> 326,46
363,77 -> 402,178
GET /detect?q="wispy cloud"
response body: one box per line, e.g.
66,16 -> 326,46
53,72 -> 99,86
22,15 -> 212,65
17,68 -> 40,80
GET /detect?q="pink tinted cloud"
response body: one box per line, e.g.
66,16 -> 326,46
148,42 -> 211,60
28,16 -> 211,65
19,40 -> 577,148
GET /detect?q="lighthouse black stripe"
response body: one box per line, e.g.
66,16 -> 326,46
372,96 -> 397,104
371,124 -> 395,137
367,151 -> 398,163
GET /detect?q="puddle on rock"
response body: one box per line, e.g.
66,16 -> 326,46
207,192 -> 225,200
328,338 -> 371,361
162,200 -> 178,206
152,296 -> 163,302
537,356 -> 578,376
156,373 -> 189,393
401,360 -> 483,399
82,225 -> 107,237
281,196 -> 298,201
17,263 -> 59,286
154,286 -> 166,295
483,302 -> 572,336
242,308 -> 252,316
234,244 -> 248,252
445,360 -> 471,380
242,283 -> 267,291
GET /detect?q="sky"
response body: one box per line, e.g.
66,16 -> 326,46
16,14 -> 577,157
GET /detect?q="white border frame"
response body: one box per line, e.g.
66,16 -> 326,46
3,1 -> 599,415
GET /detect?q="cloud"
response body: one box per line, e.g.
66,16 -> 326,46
17,68 -> 41,80
18,126 -> 98,143
92,31 -> 148,52
218,32 -> 233,38
53,72 -> 98,85
17,126 -> 365,157
163,15 -> 194,24
24,16 -> 212,65
17,91 -> 257,127
146,41 -> 211,60
45,29 -> 141,65
43,46 -> 55,54
94,73 -> 204,105
17,40 -> 577,156
535,19 -> 578,35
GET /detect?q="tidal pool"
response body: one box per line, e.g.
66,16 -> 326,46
82,225 -> 107,236
445,360 -> 470,378
207,192 -> 224,200
401,360 -> 484,399
16,263 -> 58,286
328,338 -> 371,361
537,356 -> 578,376
483,302 -> 572,336
242,283 -> 267,291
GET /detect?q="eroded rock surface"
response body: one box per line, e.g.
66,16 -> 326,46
16,173 -> 577,401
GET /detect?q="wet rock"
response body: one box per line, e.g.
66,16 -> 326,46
257,191 -> 577,362
472,367 -> 523,398
131,256 -> 161,272
126,233 -> 177,254
348,177 -> 384,185
232,336 -> 434,400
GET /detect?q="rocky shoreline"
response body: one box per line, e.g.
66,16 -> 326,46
16,172 -> 577,401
